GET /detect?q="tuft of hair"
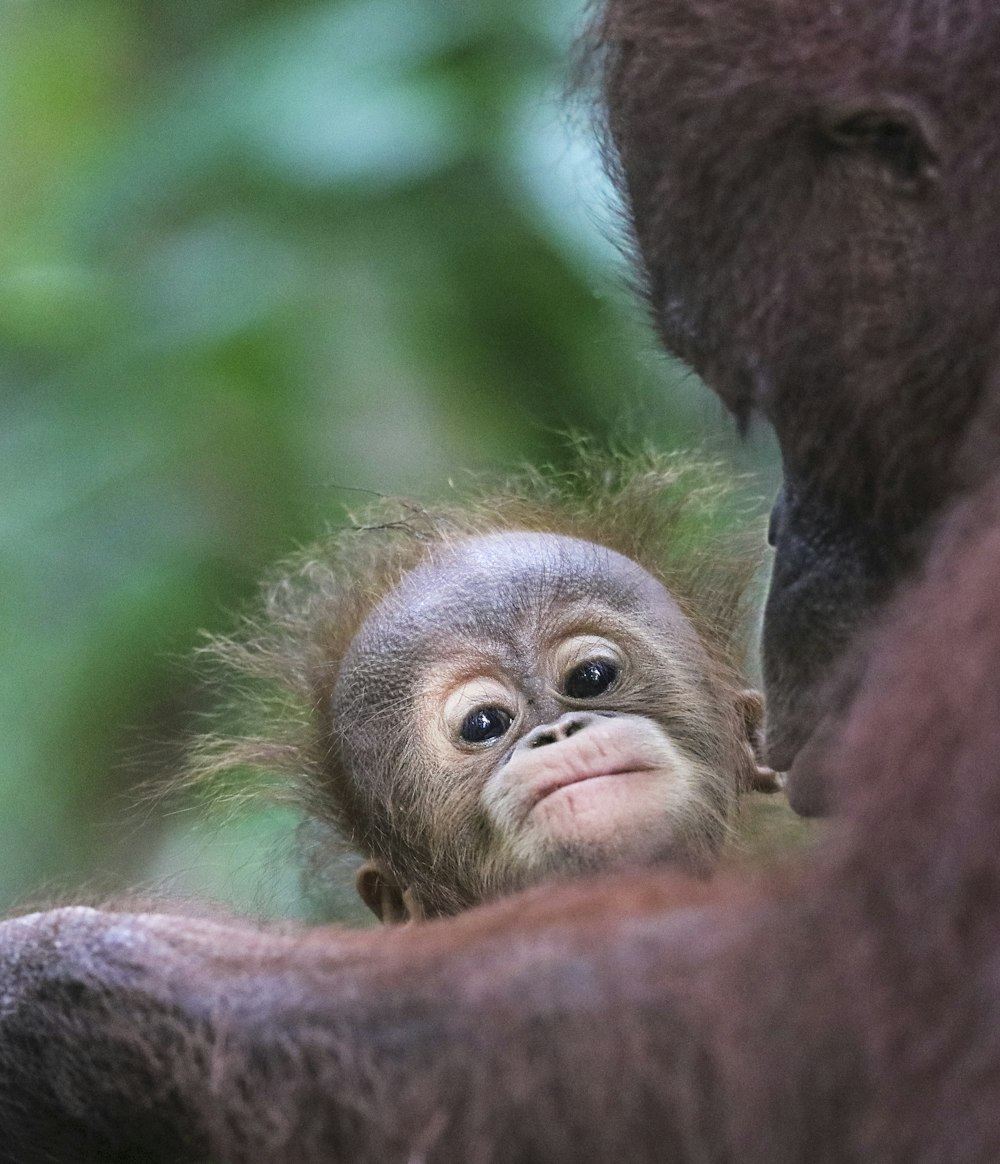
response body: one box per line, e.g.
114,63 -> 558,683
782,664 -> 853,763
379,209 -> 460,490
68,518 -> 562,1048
184,446 -> 765,861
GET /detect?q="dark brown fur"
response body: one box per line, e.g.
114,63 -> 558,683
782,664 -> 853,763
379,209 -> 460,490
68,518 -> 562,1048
596,0 -> 1000,797
2,1 -> 1000,1160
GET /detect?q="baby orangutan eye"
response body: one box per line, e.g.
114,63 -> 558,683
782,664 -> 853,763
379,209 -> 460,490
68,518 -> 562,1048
460,706 -> 513,744
564,659 -> 619,699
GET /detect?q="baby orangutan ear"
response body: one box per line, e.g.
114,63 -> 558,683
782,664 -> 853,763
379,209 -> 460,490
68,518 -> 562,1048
355,860 -> 426,925
735,688 -> 782,794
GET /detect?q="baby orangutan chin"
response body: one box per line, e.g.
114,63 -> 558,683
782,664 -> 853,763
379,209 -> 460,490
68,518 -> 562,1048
196,454 -> 775,922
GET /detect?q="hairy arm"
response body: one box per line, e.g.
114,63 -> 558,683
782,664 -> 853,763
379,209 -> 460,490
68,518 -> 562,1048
0,907 -> 208,1163
0,880 -> 742,1164
0,904 -> 422,1163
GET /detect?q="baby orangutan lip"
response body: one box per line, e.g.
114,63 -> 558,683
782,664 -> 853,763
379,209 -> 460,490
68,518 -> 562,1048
531,763 -> 657,808
527,739 -> 663,809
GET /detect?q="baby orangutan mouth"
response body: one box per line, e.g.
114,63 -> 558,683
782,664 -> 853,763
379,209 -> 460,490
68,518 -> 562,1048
531,763 -> 661,808
509,713 -> 690,816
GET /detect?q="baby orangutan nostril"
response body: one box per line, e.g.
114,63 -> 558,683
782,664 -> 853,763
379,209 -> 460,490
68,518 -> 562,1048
525,713 -> 595,749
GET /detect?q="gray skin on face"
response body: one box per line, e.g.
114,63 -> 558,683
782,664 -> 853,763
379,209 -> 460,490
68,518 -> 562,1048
333,531 -> 749,917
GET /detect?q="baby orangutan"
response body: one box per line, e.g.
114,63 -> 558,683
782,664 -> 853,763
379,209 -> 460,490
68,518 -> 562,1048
196,454 -> 776,922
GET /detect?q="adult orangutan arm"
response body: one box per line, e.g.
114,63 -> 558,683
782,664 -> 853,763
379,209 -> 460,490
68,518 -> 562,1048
0,879 -> 741,1164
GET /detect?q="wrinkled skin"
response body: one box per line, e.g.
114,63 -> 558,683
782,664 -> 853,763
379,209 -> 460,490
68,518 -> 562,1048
4,1 -> 1000,1161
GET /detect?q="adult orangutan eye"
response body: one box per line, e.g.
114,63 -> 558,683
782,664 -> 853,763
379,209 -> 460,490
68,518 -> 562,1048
460,706 -> 512,744
564,659 -> 619,699
820,106 -> 938,188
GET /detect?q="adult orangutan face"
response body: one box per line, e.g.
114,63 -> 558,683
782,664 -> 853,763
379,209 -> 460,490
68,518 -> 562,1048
600,0 -> 1000,805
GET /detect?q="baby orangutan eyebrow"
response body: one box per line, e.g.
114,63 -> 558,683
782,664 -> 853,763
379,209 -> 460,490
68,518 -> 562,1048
188,451 -> 779,922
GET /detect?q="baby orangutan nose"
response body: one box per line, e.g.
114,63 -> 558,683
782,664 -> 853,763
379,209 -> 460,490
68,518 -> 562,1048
522,712 -> 600,749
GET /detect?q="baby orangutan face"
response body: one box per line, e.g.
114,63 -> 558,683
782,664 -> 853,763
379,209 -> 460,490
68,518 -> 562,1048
333,532 -> 767,922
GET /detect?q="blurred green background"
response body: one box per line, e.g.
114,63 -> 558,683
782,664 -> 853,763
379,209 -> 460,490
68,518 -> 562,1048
0,0 -> 777,920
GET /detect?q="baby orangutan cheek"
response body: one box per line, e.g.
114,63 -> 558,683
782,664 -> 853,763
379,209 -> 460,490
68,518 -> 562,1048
480,714 -> 728,875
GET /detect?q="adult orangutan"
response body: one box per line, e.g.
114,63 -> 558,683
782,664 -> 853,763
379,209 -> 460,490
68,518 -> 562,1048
2,1 -> 1000,1161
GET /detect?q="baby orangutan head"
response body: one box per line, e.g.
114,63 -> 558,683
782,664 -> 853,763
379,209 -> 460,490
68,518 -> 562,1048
340,530 -> 766,919
193,453 -> 771,921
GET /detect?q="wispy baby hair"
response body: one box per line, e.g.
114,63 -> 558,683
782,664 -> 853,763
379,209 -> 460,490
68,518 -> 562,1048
186,446 -> 765,852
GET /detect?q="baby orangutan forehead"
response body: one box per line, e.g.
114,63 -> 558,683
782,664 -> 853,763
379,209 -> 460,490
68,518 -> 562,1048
368,531 -> 688,648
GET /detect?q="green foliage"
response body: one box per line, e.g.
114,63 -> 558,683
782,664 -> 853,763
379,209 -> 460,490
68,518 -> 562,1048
0,0 -> 776,917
